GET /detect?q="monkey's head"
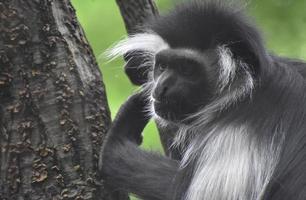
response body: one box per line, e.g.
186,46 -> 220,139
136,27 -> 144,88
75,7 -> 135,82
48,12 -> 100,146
151,48 -> 216,122
107,1 -> 270,125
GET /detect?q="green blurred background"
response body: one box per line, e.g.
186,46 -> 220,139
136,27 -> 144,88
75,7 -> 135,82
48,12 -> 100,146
70,0 -> 306,151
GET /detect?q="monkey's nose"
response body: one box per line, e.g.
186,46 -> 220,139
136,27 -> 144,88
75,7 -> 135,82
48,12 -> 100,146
153,86 -> 168,100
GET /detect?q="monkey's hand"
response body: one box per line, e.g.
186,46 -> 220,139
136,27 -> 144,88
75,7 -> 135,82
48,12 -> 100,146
106,92 -> 150,145
99,92 -> 150,178
124,52 -> 149,85
98,93 -> 178,200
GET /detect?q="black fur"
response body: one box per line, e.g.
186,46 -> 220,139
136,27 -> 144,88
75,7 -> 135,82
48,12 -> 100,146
100,1 -> 306,200
149,1 -> 269,75
99,93 -> 179,200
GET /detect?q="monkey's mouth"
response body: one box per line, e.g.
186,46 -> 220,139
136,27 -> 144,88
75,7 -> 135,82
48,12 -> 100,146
152,97 -> 200,124
153,99 -> 186,122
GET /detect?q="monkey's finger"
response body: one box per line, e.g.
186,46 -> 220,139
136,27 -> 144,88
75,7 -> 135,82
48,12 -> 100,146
109,92 -> 150,143
124,52 -> 149,85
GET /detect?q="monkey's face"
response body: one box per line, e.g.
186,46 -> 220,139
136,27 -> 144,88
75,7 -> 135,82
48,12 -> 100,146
152,49 -> 216,123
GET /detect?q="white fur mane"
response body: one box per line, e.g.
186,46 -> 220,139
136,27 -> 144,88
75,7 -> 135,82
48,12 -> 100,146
181,124 -> 283,200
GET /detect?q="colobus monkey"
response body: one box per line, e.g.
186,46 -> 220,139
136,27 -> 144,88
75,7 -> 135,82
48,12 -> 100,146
99,1 -> 306,200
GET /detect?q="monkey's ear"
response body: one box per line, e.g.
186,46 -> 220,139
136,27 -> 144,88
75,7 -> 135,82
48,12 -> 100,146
124,51 -> 149,85
228,27 -> 269,75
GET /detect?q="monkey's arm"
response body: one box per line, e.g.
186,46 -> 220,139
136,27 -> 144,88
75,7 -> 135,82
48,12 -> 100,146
99,93 -> 179,200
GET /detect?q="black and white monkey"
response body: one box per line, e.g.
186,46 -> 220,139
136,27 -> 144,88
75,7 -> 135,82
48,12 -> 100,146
99,1 -> 306,200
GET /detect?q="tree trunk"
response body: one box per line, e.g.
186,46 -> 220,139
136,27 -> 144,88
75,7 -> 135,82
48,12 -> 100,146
0,0 -> 126,199
115,0 -> 180,159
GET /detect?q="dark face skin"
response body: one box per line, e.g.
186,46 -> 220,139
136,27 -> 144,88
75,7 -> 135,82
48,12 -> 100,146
152,49 -> 217,123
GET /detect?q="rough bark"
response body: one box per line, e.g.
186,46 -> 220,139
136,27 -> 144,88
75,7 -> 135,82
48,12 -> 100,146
0,0 -> 124,199
116,0 -> 179,158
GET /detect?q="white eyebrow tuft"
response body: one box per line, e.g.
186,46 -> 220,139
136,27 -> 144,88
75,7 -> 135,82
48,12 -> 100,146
104,32 -> 170,61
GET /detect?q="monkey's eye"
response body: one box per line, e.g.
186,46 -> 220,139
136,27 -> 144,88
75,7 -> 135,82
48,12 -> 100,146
158,64 -> 167,72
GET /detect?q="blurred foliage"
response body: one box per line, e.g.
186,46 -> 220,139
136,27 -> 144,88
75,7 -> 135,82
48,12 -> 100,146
70,0 -> 306,153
